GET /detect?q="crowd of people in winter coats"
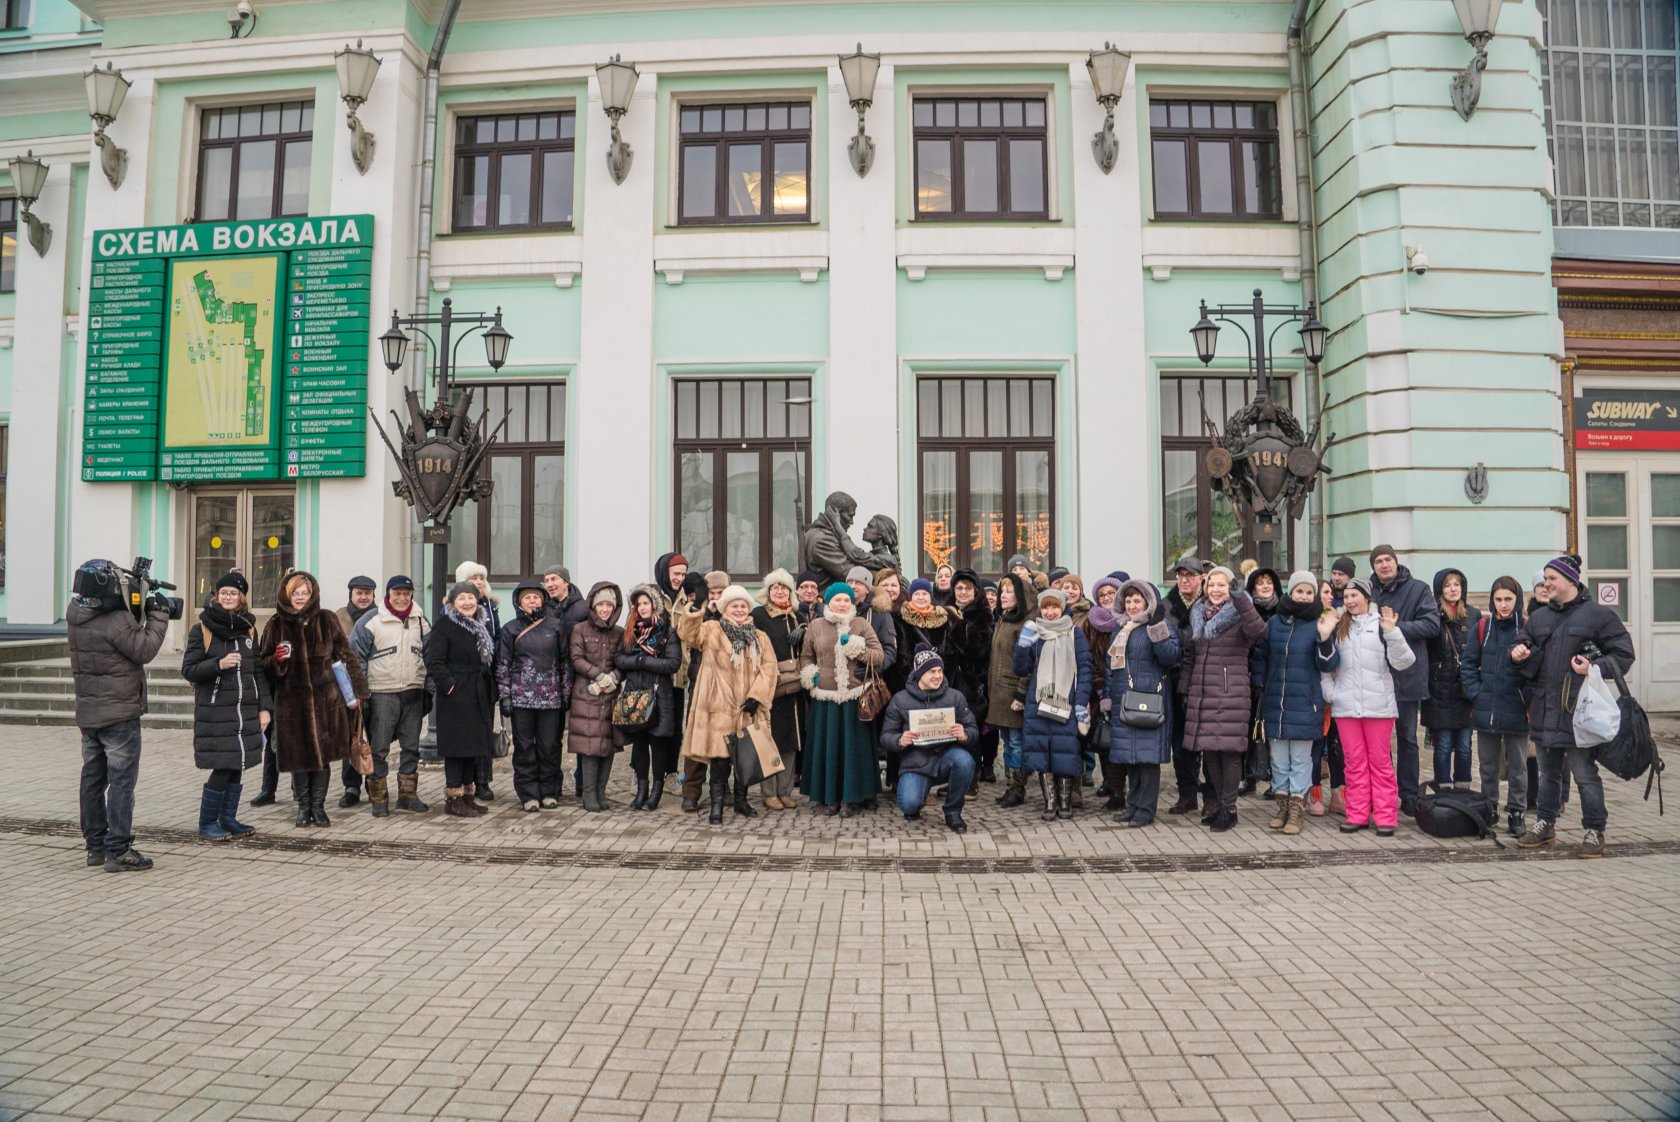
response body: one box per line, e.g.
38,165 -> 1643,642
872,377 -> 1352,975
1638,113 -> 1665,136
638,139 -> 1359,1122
174,543 -> 1633,857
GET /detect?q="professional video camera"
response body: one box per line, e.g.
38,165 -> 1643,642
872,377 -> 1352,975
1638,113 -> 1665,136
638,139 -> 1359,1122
72,556 -> 185,621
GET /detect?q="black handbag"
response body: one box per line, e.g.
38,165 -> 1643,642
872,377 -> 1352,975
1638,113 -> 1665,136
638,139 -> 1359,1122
1117,667 -> 1166,730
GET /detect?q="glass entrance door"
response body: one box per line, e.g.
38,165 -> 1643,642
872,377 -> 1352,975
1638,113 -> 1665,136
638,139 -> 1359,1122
192,488 -> 296,617
1577,456 -> 1680,710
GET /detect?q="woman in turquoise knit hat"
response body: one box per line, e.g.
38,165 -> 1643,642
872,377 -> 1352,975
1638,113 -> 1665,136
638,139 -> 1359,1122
799,582 -> 886,816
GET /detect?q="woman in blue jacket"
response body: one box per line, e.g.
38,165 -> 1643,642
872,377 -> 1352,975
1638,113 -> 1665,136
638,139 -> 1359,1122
1251,571 -> 1327,835
1460,575 -> 1531,837
1102,578 -> 1180,828
1013,587 -> 1092,821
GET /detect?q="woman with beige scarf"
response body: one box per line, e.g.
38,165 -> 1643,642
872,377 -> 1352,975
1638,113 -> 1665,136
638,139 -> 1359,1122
1101,579 -> 1181,828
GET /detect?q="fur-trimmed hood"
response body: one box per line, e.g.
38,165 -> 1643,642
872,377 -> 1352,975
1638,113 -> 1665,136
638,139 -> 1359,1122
624,582 -> 668,622
583,581 -> 624,629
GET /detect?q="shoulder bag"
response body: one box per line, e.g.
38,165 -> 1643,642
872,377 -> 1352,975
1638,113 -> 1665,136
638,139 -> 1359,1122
1118,664 -> 1167,730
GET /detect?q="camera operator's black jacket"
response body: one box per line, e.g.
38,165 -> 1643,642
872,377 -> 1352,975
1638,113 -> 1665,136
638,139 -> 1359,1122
67,600 -> 170,729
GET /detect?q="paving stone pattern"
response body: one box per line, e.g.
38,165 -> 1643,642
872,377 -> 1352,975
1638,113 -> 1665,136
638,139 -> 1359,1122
1,725 -> 1677,1122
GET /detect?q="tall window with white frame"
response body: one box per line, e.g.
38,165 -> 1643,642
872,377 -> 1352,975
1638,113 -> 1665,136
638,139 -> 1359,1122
0,197 -> 15,293
677,102 -> 812,224
912,97 -> 1049,220
452,110 -> 576,232
1542,0 -> 1680,228
1148,99 -> 1283,220
917,376 -> 1055,577
674,378 -> 811,575
195,101 -> 313,222
447,382 -> 567,583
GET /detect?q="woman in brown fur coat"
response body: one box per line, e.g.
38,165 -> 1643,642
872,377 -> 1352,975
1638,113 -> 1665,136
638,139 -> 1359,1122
675,584 -> 777,826
260,571 -> 368,828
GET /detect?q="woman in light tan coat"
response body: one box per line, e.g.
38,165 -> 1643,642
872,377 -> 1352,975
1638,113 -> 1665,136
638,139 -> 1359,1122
675,584 -> 778,825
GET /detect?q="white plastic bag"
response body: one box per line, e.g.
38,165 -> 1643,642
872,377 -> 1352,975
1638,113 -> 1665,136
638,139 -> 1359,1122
1572,664 -> 1622,747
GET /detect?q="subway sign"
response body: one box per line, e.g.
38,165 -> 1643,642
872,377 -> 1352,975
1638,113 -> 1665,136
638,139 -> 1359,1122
1575,387 -> 1680,451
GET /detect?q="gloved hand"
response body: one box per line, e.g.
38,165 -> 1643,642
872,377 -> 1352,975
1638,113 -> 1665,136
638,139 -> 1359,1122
1010,699 -> 1025,712
594,672 -> 618,694
586,681 -> 601,697
1016,620 -> 1039,645
680,572 -> 709,602
1099,697 -> 1112,714
741,697 -> 761,717
1075,705 -> 1090,725
842,635 -> 867,659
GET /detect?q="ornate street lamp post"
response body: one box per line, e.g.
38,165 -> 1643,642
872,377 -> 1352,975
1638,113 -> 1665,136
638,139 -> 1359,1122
371,298 -> 512,611
1189,288 -> 1330,571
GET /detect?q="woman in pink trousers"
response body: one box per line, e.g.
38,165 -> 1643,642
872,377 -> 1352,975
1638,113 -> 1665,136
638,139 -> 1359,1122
1315,577 -> 1416,836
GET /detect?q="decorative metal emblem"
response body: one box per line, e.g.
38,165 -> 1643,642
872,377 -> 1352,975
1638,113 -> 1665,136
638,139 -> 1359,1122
1201,392 -> 1330,526
370,388 -> 507,527
1465,462 -> 1489,505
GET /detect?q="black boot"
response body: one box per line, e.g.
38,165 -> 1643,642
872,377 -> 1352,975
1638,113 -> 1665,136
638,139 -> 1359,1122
732,776 -> 757,819
295,802 -> 312,828
708,765 -> 728,826
309,770 -> 331,827
1039,773 -> 1057,821
999,768 -> 1026,807
644,772 -> 665,811
198,785 -> 232,841
579,758 -> 602,812
292,773 -> 311,827
630,777 -> 649,811
944,807 -> 968,834
1055,776 -> 1073,819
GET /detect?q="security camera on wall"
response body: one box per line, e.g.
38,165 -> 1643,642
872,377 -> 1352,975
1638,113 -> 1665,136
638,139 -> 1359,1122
227,1 -> 255,37
1406,245 -> 1429,276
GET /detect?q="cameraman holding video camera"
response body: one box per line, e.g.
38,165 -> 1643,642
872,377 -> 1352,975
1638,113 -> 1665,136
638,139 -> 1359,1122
67,557 -> 180,872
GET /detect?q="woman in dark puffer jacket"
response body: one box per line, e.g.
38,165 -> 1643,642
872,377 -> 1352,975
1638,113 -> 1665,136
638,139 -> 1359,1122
1180,565 -> 1268,832
496,578 -> 569,813
1422,567 -> 1479,787
1101,578 -> 1180,828
1012,587 -> 1092,821
615,584 -> 683,811
1461,575 -> 1531,836
569,582 -> 626,812
1251,571 -> 1327,836
183,571 -> 272,839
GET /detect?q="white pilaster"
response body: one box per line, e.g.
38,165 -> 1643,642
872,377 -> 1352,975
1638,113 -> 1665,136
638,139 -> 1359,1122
825,63 -> 899,528
575,73 -> 657,585
8,153 -> 76,623
1069,64 -> 1149,575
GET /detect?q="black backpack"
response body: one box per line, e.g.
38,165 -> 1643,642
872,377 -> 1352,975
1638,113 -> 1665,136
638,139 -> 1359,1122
1413,782 -> 1502,843
1588,650 -> 1664,814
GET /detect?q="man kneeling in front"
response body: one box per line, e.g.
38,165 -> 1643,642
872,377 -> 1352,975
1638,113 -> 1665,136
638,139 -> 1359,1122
882,644 -> 979,834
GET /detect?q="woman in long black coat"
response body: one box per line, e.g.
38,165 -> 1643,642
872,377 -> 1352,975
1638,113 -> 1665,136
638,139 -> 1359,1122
616,583 -> 683,811
183,570 -> 272,839
942,568 -> 995,777
426,581 -> 499,818
751,569 -> 807,811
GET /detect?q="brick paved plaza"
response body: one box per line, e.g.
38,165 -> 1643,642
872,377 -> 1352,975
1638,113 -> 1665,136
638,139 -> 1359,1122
2,725 -> 1677,1122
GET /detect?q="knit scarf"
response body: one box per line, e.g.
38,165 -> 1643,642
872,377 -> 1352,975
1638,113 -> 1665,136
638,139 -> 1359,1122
201,604 -> 255,642
632,616 -> 664,655
1191,597 -> 1240,642
1033,613 -> 1078,713
386,596 -> 413,621
1110,609 -> 1148,671
720,618 -> 759,657
445,603 -> 494,666
1087,601 -> 1120,634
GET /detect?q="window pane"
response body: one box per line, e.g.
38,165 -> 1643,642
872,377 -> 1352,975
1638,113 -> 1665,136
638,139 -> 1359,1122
1009,139 -> 1045,213
450,476 -> 480,583
724,452 -> 760,574
239,105 -> 261,137
720,381 -> 742,439
772,141 -> 807,216
235,139 -> 276,219
1031,380 -> 1053,437
1152,139 -> 1188,213
1213,102 -> 1234,129
516,115 -> 537,142
1003,100 -> 1024,127
1619,129 -> 1651,200
958,101 -> 978,127
913,101 -> 933,127
936,101 -> 956,127
1163,448 -> 1199,573
746,104 -> 766,132
498,152 -> 532,225
1556,52 -> 1585,121
921,450 -> 958,573
1587,523 -> 1629,569
703,107 -> 723,132
727,144 -> 763,217
963,380 -> 984,436
698,381 -> 719,438
1242,140 -> 1280,215
917,139 -> 953,213
986,380 -> 1007,437
676,381 -> 698,439
1583,53 -> 1615,122
1653,55 -> 1678,127
980,100 -> 1001,127
1169,102 -> 1190,127
918,380 -> 939,437
538,114 -> 558,141
969,450 -> 1004,575
281,140 -> 310,216
1,227 -> 14,293
1014,450 -> 1052,571
1024,100 -> 1045,127
531,454 -> 565,569
789,381 -> 811,436
249,494 -> 294,610
771,449 -> 804,574
941,380 -> 962,434
496,116 -> 515,143
1009,380 -> 1030,437
541,149 -> 575,224
744,380 -> 765,439
1197,140 -> 1235,214
1586,471 -> 1627,516
769,104 -> 789,130
1654,525 -> 1680,569
199,146 -> 233,221
681,107 -> 701,133
456,154 -> 488,227
1616,54 -> 1648,125
682,145 -> 717,218
724,106 -> 745,132
679,451 -> 714,572
192,495 -> 240,608
963,139 -> 999,211
1653,577 -> 1680,622
490,456 -> 524,576
1652,473 -> 1680,517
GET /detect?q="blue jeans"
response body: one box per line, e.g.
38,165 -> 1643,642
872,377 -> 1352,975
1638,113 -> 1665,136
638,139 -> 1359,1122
1268,738 -> 1314,796
1431,727 -> 1473,785
1537,742 -> 1606,831
896,749 -> 976,816
1000,727 -> 1024,772
80,719 -> 142,856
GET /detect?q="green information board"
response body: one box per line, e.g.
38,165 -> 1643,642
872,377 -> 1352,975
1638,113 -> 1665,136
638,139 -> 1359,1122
83,215 -> 374,483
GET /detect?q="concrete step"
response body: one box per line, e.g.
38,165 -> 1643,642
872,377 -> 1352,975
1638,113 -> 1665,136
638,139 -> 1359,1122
0,659 -> 190,683
0,676 -> 192,699
0,710 -> 194,729
0,640 -> 70,665
0,692 -> 195,715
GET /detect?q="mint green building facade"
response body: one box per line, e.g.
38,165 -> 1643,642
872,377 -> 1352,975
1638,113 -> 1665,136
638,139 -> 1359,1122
0,0 -> 1567,634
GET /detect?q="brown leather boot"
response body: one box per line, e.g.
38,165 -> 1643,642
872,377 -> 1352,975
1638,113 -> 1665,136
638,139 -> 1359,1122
1282,795 -> 1305,835
1269,795 -> 1289,830
396,772 -> 429,813
368,776 -> 389,818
